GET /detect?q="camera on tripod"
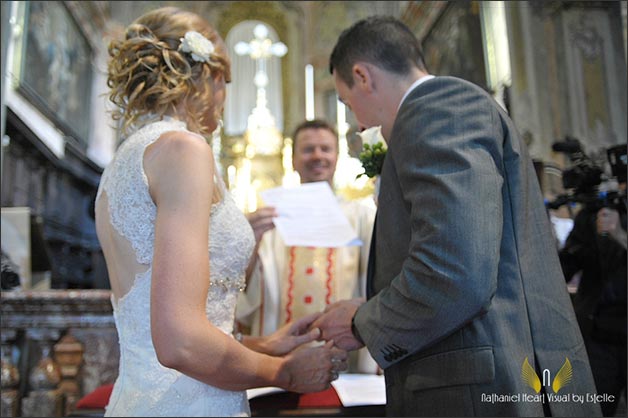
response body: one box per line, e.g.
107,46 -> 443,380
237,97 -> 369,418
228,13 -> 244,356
546,136 -> 627,212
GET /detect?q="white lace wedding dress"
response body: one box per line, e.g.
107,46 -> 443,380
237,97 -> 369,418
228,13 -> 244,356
95,119 -> 255,417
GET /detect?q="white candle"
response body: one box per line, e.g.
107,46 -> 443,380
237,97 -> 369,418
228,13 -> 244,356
337,100 -> 346,132
227,165 -> 236,190
305,64 -> 314,120
336,100 -> 349,155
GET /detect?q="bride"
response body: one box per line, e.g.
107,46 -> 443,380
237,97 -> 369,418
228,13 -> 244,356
94,6 -> 346,417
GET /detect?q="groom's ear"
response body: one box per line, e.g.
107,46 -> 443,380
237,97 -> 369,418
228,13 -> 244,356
352,62 -> 374,93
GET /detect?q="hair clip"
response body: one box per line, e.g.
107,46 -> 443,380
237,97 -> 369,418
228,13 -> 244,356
179,31 -> 215,63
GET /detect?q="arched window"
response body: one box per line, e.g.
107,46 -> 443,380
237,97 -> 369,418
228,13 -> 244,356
224,20 -> 284,136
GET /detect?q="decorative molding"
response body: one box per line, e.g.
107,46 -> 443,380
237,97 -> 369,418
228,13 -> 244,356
1,290 -> 114,330
570,16 -> 602,60
64,1 -> 109,51
401,1 -> 448,42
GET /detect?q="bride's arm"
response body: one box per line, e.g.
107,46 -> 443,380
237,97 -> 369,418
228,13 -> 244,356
144,131 -> 341,393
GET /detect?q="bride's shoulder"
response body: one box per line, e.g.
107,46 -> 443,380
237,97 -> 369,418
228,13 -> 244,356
148,130 -> 212,162
144,129 -> 213,181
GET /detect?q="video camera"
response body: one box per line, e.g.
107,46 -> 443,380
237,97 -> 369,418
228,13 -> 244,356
545,137 -> 626,213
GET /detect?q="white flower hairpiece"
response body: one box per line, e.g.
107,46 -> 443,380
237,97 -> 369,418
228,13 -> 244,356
179,31 -> 215,63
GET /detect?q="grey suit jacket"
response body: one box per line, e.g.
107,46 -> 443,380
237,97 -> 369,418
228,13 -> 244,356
357,76 -> 601,416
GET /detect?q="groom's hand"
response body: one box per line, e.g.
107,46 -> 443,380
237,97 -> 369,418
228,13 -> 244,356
311,298 -> 365,351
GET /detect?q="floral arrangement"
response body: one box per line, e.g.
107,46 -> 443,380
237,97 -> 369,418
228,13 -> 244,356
179,31 -> 215,63
356,126 -> 387,179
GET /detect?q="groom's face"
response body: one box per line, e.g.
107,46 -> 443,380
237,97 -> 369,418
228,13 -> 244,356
333,68 -> 375,131
292,128 -> 339,184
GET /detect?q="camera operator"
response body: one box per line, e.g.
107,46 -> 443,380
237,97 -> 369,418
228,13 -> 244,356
558,143 -> 626,416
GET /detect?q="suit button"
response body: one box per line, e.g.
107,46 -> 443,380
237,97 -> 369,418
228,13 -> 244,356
384,355 -> 392,362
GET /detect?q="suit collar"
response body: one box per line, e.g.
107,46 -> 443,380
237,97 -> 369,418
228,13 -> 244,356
397,75 -> 436,111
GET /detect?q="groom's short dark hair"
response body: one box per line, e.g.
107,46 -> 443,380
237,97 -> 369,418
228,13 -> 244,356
330,16 -> 427,87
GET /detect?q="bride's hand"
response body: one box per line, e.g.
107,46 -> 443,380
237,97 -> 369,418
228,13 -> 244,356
262,312 -> 323,356
278,340 -> 348,393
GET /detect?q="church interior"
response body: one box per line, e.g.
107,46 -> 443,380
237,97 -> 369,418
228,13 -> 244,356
0,1 -> 626,417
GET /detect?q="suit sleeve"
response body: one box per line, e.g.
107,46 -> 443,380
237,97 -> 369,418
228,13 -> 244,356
356,79 -> 505,366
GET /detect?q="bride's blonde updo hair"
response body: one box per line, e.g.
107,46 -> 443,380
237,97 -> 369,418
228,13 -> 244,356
107,7 -> 230,137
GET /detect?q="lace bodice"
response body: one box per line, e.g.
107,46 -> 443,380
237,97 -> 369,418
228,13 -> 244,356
96,119 -> 254,417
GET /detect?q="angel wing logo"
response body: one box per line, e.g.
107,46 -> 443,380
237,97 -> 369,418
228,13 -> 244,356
552,357 -> 573,393
521,357 -> 542,393
521,357 -> 573,394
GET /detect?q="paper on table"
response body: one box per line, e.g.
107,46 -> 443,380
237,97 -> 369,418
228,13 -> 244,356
246,386 -> 285,400
246,374 -> 386,406
331,373 -> 386,407
260,181 -> 362,248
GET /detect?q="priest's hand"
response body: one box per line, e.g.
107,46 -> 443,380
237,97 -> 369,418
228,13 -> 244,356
246,206 -> 277,245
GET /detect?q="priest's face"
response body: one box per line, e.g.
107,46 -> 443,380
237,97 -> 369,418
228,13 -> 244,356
292,127 -> 339,184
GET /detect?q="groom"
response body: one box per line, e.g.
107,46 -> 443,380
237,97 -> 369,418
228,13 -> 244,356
312,16 -> 601,417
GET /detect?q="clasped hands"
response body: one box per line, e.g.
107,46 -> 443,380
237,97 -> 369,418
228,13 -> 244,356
310,297 -> 366,351
267,298 -> 366,352
262,311 -> 348,391
261,298 -> 365,392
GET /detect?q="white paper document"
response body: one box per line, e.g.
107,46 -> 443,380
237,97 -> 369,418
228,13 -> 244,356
246,386 -> 285,400
246,374 -> 386,407
260,181 -> 362,248
331,373 -> 386,407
